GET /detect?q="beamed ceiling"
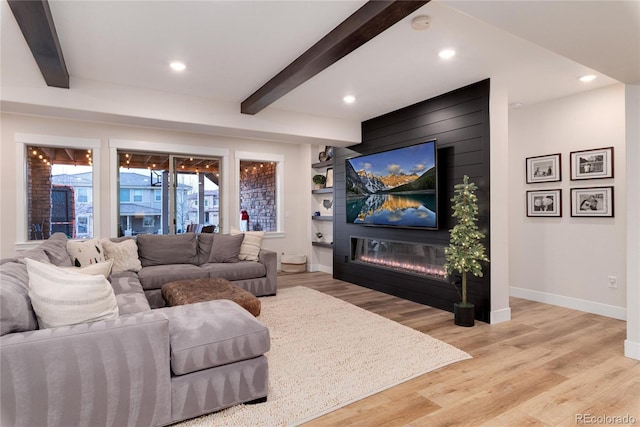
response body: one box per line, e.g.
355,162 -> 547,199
2,0 -> 637,137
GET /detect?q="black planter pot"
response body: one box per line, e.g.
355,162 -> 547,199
454,303 -> 475,327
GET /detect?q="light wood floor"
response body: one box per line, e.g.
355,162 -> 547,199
277,272 -> 640,427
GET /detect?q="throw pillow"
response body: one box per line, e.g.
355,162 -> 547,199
66,238 -> 106,267
208,234 -> 245,263
230,228 -> 265,262
101,238 -> 142,273
62,259 -> 113,278
25,259 -> 119,329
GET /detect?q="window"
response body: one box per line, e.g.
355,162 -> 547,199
237,152 -> 283,233
19,137 -> 99,242
77,216 -> 88,234
114,148 -> 224,235
77,187 -> 88,203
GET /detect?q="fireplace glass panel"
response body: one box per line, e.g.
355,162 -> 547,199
351,237 -> 447,280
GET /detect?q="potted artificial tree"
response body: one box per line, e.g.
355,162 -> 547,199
312,174 -> 326,189
443,175 -> 489,327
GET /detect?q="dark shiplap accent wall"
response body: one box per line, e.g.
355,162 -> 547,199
333,79 -> 491,322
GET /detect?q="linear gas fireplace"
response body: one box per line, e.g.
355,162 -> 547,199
351,237 -> 447,280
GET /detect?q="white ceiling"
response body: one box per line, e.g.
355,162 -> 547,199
1,0 -> 638,135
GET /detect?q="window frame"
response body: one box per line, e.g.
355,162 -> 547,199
109,139 -> 229,236
16,134 -> 101,247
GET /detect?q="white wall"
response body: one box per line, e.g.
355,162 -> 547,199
508,84 -> 627,319
489,79 -> 511,324
625,84 -> 640,360
0,112 -> 311,264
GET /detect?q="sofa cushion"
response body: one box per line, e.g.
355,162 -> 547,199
15,247 -> 50,264
208,233 -> 244,263
39,232 -> 72,266
137,234 -> 198,267
200,261 -> 266,281
137,264 -> 209,290
25,259 -> 119,329
230,228 -> 265,262
0,261 -> 39,336
155,299 -> 270,375
110,271 -> 151,315
196,233 -> 214,265
101,238 -> 142,272
66,238 -> 107,267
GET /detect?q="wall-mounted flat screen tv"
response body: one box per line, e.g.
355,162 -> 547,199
345,140 -> 438,229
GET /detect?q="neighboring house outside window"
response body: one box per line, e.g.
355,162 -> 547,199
77,187 -> 88,203
77,216 -> 88,234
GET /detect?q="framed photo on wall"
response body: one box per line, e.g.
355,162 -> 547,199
526,189 -> 562,217
570,186 -> 614,217
570,147 -> 614,180
526,153 -> 561,183
325,168 -> 334,188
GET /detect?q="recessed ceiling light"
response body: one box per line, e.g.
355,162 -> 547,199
579,74 -> 596,82
438,49 -> 456,59
343,95 -> 356,104
170,61 -> 186,72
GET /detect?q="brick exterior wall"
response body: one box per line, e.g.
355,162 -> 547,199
240,162 -> 277,231
27,156 -> 52,240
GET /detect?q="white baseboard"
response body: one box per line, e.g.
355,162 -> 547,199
510,286 -> 626,320
624,340 -> 640,360
308,264 -> 332,274
490,307 -> 511,324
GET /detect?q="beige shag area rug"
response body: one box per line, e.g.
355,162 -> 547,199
179,286 -> 471,427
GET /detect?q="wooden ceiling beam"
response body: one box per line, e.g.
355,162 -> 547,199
240,0 -> 429,115
8,0 -> 69,88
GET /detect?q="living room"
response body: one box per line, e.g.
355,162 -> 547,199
1,0 -> 639,425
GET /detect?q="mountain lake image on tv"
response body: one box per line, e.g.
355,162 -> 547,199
346,140 -> 438,229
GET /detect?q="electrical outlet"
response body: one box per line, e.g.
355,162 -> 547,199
608,276 -> 617,289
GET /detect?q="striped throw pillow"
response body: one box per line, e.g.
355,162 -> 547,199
25,259 -> 119,329
230,228 -> 265,262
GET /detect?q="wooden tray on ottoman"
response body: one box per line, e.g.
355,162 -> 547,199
162,277 -> 261,316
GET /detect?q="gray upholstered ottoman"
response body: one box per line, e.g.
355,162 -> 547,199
162,277 -> 261,316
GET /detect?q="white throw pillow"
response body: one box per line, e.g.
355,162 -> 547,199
26,258 -> 119,329
230,228 -> 265,262
101,239 -> 142,273
66,238 -> 106,267
62,259 -> 113,278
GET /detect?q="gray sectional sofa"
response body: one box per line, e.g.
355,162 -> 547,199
0,232 -> 277,427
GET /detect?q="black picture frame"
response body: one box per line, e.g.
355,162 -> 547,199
526,189 -> 562,217
570,186 -> 614,217
570,147 -> 614,180
526,153 -> 561,183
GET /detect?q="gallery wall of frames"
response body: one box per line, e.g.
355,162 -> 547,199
525,147 -> 614,218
